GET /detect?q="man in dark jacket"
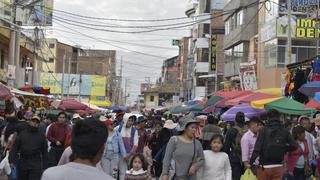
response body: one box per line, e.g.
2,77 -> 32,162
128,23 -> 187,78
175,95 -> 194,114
224,112 -> 247,180
9,115 -> 48,180
250,110 -> 297,180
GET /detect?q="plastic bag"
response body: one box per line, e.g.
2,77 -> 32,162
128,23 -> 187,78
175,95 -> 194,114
240,169 -> 257,180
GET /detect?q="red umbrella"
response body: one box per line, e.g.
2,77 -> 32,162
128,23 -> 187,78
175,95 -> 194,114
304,99 -> 320,109
0,83 -> 13,101
213,91 -> 252,99
240,92 -> 278,103
58,99 -> 88,111
203,105 -> 216,113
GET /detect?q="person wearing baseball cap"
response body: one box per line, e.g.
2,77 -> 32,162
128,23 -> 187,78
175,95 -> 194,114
9,115 -> 47,180
161,117 -> 204,180
101,119 -> 126,179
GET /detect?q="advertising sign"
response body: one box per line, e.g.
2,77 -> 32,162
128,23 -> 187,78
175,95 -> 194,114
239,63 -> 258,91
90,75 -> 106,96
63,74 -> 80,95
296,18 -> 320,38
210,34 -> 217,71
277,15 -> 297,38
261,18 -> 277,42
80,75 -> 91,96
6,65 -> 16,79
39,73 -> 62,94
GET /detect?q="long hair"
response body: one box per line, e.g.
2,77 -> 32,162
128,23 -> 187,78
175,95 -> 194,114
129,153 -> 148,171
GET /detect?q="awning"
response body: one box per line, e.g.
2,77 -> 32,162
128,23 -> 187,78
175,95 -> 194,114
89,100 -> 112,107
265,98 -> 314,115
254,88 -> 282,96
198,74 -> 216,78
212,91 -> 252,99
304,99 -> 320,109
251,97 -> 283,109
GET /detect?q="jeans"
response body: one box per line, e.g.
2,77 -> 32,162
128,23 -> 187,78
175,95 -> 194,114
101,151 -> 119,179
231,162 -> 243,180
119,156 -> 127,180
48,147 -> 64,168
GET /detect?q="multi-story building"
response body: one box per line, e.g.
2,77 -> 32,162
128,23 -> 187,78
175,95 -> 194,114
223,0 -> 258,89
257,0 -> 319,88
178,37 -> 191,101
185,0 -> 211,99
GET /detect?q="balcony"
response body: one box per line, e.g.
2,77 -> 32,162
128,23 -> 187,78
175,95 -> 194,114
195,62 -> 209,73
195,38 -> 209,48
224,59 -> 241,77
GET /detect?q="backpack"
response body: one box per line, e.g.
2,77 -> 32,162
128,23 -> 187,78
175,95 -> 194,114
118,124 -> 136,147
262,127 -> 287,163
233,125 -> 248,155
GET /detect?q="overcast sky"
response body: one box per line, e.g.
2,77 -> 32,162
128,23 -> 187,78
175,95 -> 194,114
50,0 -> 190,105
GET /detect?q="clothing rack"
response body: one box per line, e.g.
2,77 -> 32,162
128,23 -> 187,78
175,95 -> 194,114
286,55 -> 320,70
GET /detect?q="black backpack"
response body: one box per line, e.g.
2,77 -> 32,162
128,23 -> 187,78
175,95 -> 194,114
262,127 -> 287,163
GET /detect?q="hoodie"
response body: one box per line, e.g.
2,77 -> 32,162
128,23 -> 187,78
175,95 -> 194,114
115,114 -> 138,154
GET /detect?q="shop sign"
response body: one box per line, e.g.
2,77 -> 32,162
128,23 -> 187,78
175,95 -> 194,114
210,34 -> 217,71
261,18 -> 277,42
239,63 -> 258,91
296,18 -> 320,38
276,15 -> 297,38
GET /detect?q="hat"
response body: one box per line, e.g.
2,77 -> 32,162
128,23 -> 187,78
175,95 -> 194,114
72,114 -> 82,120
163,120 -> 177,130
104,119 -> 113,126
31,115 -> 41,122
99,116 -> 107,122
178,116 -> 199,131
136,116 -> 145,124
314,114 -> 320,126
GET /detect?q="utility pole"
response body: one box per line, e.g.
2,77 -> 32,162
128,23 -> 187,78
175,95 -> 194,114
287,0 -> 292,64
145,77 -> 151,89
61,54 -> 66,99
316,1 -> 319,55
67,57 -> 71,98
119,57 -> 123,105
78,73 -> 82,101
124,78 -> 128,105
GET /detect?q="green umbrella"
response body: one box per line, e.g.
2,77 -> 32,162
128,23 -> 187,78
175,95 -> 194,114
206,96 -> 224,106
169,105 -> 187,114
265,98 -> 314,115
184,103 -> 206,111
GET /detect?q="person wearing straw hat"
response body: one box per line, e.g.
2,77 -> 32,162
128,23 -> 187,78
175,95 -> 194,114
161,117 -> 204,180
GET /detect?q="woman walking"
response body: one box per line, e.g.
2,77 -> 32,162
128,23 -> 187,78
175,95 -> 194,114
161,117 -> 204,180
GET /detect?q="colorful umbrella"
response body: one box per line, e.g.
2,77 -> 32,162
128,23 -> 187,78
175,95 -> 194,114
0,83 -> 13,101
206,96 -> 224,106
213,91 -> 252,99
184,100 -> 200,106
265,98 -> 314,115
299,81 -> 320,97
251,97 -> 283,109
58,99 -> 88,111
221,103 -> 267,121
254,88 -> 282,96
304,99 -> 320,109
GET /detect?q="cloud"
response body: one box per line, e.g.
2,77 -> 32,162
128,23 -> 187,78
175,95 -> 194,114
53,0 -> 189,104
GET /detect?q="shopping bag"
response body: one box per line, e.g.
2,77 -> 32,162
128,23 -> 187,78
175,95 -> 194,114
240,169 -> 257,180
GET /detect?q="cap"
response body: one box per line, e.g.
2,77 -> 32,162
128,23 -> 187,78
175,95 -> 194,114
104,119 -> 113,126
99,116 -> 107,122
163,120 -> 177,130
72,114 -> 82,120
178,116 -> 199,131
31,115 -> 41,122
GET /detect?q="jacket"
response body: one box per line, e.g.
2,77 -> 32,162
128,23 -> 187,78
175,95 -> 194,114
250,120 -> 298,166
284,140 -> 309,175
104,130 -> 127,157
47,122 -> 71,147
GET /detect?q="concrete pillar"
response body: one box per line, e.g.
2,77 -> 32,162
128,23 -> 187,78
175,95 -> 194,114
8,30 -> 16,66
14,30 -> 20,67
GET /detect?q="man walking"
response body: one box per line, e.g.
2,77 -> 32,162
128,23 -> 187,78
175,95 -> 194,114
224,112 -> 247,180
9,115 -> 48,180
250,110 -> 297,180
241,117 -> 262,173
47,112 -> 71,167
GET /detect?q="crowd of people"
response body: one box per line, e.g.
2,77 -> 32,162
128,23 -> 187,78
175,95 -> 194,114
2,101 -> 320,180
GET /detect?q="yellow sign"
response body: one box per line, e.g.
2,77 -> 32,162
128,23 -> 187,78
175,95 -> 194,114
296,19 -> 320,38
90,75 -> 106,96
39,73 -> 62,94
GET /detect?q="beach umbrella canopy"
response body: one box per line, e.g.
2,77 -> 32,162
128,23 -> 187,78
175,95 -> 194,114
108,105 -> 127,112
304,99 -> 320,109
0,83 -> 13,101
169,105 -> 186,114
58,99 -> 88,111
239,92 -> 279,103
265,98 -> 314,115
184,100 -> 200,106
206,96 -> 224,106
212,91 -> 252,99
221,103 -> 267,121
251,97 -> 283,109
299,81 -> 320,97
254,88 -> 282,96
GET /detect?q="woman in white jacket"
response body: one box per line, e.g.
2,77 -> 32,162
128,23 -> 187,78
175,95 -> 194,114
202,134 -> 232,180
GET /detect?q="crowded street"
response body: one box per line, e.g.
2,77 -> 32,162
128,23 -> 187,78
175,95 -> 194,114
1,0 -> 320,180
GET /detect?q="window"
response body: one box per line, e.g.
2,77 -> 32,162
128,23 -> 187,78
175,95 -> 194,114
0,50 -> 4,69
237,10 -> 243,26
49,58 -> 54,62
225,20 -> 230,35
234,43 -> 244,57
49,43 -> 55,48
150,96 -> 154,102
203,24 -> 210,34
230,15 -> 236,31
